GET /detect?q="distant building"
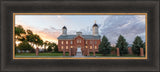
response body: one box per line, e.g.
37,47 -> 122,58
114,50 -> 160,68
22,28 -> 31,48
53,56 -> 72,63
57,21 -> 101,56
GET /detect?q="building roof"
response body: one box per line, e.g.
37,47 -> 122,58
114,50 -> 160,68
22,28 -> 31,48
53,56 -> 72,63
93,23 -> 98,27
57,35 -> 101,40
62,26 -> 67,29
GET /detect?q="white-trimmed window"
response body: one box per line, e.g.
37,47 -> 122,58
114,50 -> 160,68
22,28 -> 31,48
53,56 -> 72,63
90,46 -> 92,49
70,41 -> 73,44
61,46 -> 63,49
66,41 -> 68,44
85,46 -> 88,48
61,41 -> 63,44
90,41 -> 92,44
71,46 -> 73,48
66,46 -> 68,49
95,41 -> 97,44
85,41 -> 87,44
95,46 -> 97,49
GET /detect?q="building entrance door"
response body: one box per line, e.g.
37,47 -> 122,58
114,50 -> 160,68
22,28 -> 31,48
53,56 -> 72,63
75,47 -> 83,57
77,47 -> 81,52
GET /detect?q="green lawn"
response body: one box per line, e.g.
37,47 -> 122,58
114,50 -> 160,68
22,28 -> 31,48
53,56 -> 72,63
89,53 -> 141,57
15,52 -> 143,57
16,52 -> 69,56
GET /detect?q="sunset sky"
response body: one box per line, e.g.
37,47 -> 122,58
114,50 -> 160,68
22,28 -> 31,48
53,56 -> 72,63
15,14 -> 146,45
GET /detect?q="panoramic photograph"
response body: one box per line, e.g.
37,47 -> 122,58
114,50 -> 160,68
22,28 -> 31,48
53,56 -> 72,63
14,13 -> 147,59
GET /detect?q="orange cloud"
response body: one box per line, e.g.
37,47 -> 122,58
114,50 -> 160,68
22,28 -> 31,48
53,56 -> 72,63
15,24 -> 61,44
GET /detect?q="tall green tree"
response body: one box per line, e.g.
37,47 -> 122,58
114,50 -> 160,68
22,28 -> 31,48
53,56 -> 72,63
46,42 -> 57,52
15,26 -> 45,52
15,25 -> 26,42
15,25 -> 26,53
132,36 -> 144,56
99,36 -> 111,56
26,29 -> 33,35
34,34 -> 43,47
143,42 -> 145,55
26,29 -> 43,48
39,40 -> 44,49
26,29 -> 35,47
15,25 -> 26,36
26,30 -> 36,53
111,47 -> 116,52
116,35 -> 128,56
47,46 -> 52,52
43,41 -> 49,52
17,40 -> 34,51
54,45 -> 58,52
15,44 -> 18,54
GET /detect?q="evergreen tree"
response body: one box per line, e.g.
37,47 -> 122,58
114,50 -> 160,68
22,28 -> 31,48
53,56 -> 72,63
111,47 -> 116,52
132,36 -> 144,56
116,35 -> 128,56
99,36 -> 111,56
143,42 -> 145,55
47,42 -> 57,52
54,45 -> 58,53
43,41 -> 49,52
47,46 -> 52,52
15,44 -> 18,54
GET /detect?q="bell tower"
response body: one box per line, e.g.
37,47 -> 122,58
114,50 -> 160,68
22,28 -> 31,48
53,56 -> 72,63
62,26 -> 67,36
92,20 -> 99,36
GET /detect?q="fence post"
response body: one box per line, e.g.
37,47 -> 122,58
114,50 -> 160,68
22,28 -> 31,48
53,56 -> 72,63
36,47 -> 39,56
117,48 -> 120,56
140,48 -> 144,56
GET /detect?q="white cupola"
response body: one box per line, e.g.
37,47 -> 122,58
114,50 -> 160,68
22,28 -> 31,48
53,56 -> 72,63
92,20 -> 99,36
62,26 -> 67,36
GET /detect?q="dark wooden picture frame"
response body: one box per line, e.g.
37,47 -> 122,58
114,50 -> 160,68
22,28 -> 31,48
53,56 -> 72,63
0,0 -> 159,72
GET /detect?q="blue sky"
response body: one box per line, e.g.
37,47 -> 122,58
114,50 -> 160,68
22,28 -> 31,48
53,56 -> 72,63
15,15 -> 146,45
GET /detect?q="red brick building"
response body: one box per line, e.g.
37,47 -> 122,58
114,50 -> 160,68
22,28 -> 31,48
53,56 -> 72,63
57,22 -> 101,56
